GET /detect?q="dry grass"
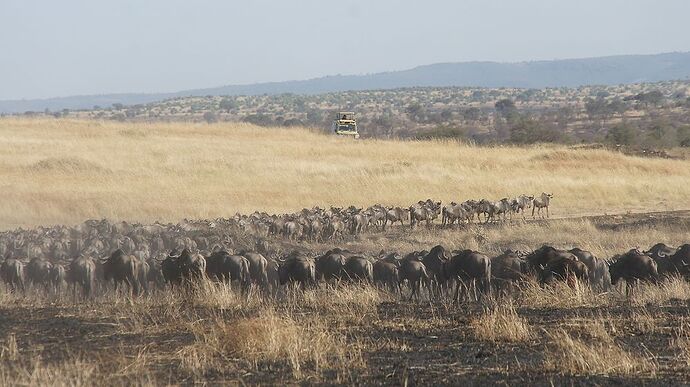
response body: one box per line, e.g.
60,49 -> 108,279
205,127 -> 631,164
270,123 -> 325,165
631,277 -> 690,306
0,359 -> 98,387
180,308 -> 365,380
1,118 -> 689,229
517,279 -> 612,309
1,333 -> 19,361
470,302 -> 533,342
543,328 -> 656,376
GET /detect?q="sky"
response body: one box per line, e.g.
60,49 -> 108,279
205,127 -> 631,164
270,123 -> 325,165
1,0 -> 690,100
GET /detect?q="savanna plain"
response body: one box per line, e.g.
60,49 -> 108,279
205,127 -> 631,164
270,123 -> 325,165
2,118 -> 690,385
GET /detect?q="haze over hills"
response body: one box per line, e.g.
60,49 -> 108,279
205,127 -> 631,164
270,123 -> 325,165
3,52 -> 690,114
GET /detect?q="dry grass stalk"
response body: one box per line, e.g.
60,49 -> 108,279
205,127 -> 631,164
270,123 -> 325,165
1,333 -> 19,361
0,358 -> 98,387
543,328 -> 656,375
470,302 -> 533,342
180,308 -> 365,379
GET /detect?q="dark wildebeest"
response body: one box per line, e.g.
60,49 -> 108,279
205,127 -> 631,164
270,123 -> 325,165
670,244 -> 690,279
160,254 -> 182,288
177,248 -> 207,283
206,251 -> 250,293
398,256 -> 429,301
525,245 -> 577,277
644,243 -> 680,277
422,245 -> 449,297
491,250 -> 528,293
0,257 -> 25,292
569,248 -> 611,292
102,249 -> 142,296
444,250 -> 491,302
68,255 -> 96,297
540,256 -> 589,288
314,249 -> 346,281
240,251 -> 270,289
27,257 -> 53,291
342,256 -> 373,282
146,257 -> 166,289
50,264 -> 67,292
609,249 -> 658,294
373,259 -> 400,293
277,252 -> 316,288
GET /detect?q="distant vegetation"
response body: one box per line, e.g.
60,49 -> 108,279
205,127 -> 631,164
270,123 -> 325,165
2,51 -> 690,114
23,79 -> 690,149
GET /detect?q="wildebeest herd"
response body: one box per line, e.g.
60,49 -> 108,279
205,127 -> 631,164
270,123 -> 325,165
0,215 -> 688,300
237,193 -> 553,241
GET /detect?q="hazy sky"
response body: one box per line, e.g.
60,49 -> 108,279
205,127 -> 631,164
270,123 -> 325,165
2,0 -> 690,100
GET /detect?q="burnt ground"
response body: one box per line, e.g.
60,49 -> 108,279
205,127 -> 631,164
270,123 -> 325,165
2,210 -> 690,385
2,298 -> 690,385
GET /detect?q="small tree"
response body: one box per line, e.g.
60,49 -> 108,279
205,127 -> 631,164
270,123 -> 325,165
219,97 -> 236,113
203,111 -> 218,123
607,124 -> 639,146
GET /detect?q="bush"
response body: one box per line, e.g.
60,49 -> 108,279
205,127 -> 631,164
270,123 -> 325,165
203,112 -> 218,124
606,124 -> 639,146
509,117 -> 564,144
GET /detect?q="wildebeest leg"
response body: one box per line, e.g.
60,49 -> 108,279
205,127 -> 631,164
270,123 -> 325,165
546,206 -> 550,219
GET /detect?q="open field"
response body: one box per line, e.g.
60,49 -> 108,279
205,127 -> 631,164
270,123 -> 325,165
2,118 -> 690,385
1,118 -> 690,230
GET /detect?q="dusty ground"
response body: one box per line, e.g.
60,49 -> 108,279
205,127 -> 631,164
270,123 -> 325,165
2,211 -> 690,385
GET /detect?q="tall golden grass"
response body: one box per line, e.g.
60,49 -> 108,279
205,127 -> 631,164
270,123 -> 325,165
1,117 -> 689,229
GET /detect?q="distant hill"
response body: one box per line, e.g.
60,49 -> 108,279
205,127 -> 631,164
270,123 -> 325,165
3,52 -> 690,114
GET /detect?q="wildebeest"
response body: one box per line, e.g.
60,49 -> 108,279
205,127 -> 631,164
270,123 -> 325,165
240,251 -> 270,289
1,257 -> 25,292
102,249 -> 142,296
68,255 -> 96,297
532,192 -> 553,218
50,264 -> 67,292
373,259 -> 400,293
27,257 -> 53,291
177,248 -> 207,282
398,256 -> 429,301
277,252 -> 316,288
525,245 -> 577,276
410,200 -> 441,227
609,249 -> 658,293
444,250 -> 491,302
383,207 -> 409,230
644,243 -> 679,277
670,244 -> 690,278
569,248 -> 611,291
511,195 -> 534,220
422,245 -> 449,297
491,250 -> 528,292
540,255 -> 589,288
442,203 -> 470,226
206,250 -> 250,293
314,250 -> 346,281
342,256 -> 373,282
